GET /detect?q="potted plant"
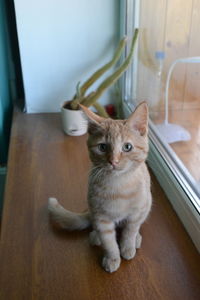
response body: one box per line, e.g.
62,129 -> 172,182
61,29 -> 138,136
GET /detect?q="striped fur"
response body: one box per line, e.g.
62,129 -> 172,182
48,102 -> 152,273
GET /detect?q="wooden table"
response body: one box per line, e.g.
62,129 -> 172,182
0,111 -> 199,300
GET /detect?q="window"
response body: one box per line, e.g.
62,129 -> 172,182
121,0 -> 200,251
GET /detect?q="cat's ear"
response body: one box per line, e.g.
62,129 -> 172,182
126,102 -> 148,136
79,104 -> 105,124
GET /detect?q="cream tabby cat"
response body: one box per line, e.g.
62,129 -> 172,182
48,102 -> 152,273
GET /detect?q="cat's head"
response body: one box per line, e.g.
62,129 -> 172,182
80,102 -> 149,174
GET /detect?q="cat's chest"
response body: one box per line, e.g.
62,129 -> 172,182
102,196 -> 131,221
89,182 -> 141,221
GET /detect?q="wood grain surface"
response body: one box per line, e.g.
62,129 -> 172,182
0,111 -> 199,300
152,108 -> 200,182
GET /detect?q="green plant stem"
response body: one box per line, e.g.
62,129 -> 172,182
81,29 -> 138,108
76,81 -> 81,97
69,82 -> 82,110
93,102 -> 109,118
79,36 -> 127,97
70,98 -> 81,110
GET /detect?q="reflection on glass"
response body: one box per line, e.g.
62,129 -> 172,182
132,0 -> 200,190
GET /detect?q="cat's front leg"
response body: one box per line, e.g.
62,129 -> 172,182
94,218 -> 121,273
89,230 -> 101,246
120,220 -> 141,260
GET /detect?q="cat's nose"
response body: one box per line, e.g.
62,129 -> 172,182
109,159 -> 119,166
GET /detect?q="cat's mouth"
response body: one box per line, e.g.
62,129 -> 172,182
106,161 -> 135,174
107,164 -> 123,172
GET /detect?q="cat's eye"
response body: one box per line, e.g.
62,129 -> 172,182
122,143 -> 133,152
98,143 -> 107,152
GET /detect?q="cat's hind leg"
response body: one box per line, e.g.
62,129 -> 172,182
136,232 -> 142,249
89,230 -> 101,246
95,228 -> 141,250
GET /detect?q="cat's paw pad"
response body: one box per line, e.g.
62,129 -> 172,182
120,246 -> 136,260
136,233 -> 142,249
89,230 -> 101,246
102,256 -> 121,273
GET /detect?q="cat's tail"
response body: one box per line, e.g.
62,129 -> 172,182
48,198 -> 91,230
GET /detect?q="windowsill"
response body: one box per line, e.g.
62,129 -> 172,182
0,111 -> 199,299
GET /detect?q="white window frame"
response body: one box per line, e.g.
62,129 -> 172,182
121,0 -> 200,252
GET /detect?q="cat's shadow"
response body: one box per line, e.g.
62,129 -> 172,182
49,218 -> 103,263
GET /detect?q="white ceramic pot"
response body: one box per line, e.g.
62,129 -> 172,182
61,101 -> 88,136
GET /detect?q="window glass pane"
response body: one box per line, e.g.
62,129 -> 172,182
125,0 -> 200,207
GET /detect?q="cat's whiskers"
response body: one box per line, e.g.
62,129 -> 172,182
90,165 -> 106,183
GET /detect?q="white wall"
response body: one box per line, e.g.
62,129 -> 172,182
14,0 -> 120,113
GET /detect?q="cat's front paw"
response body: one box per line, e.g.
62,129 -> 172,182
102,256 -> 121,273
120,246 -> 136,260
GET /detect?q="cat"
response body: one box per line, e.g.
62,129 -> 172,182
48,102 -> 152,273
